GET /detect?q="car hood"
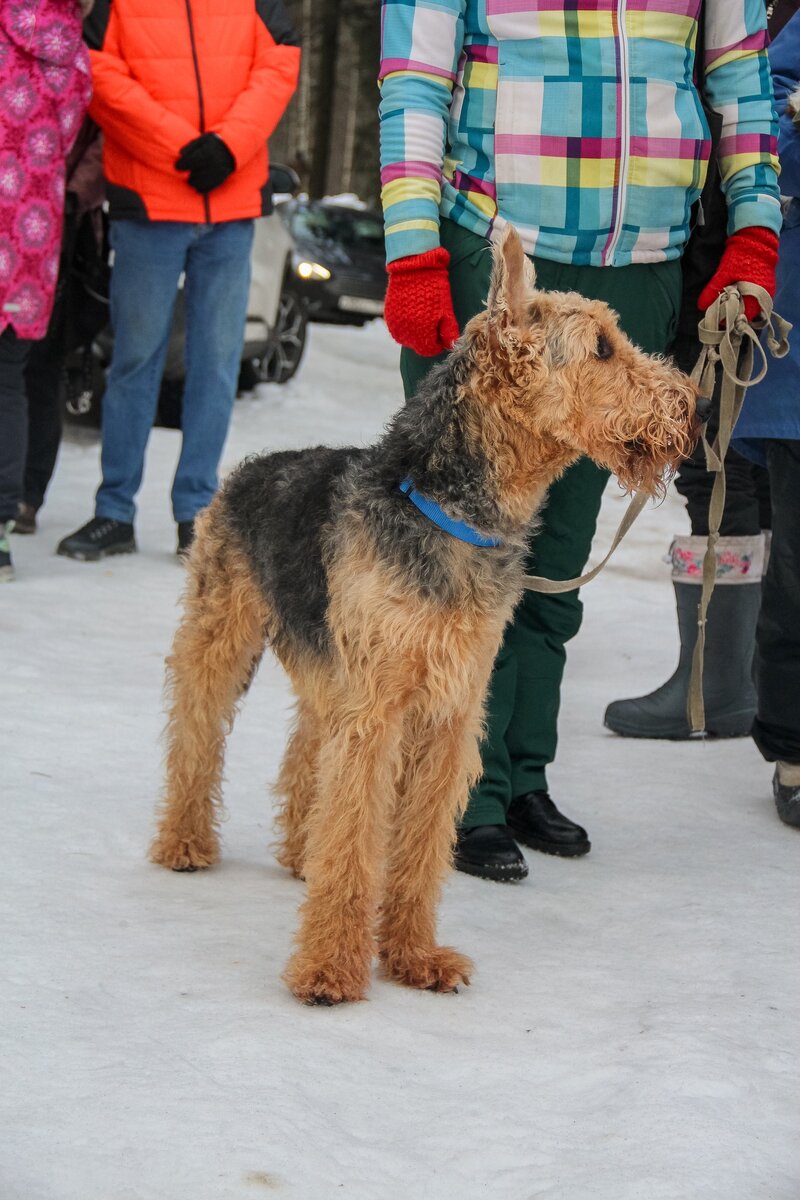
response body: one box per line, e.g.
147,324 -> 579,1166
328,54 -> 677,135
294,236 -> 384,273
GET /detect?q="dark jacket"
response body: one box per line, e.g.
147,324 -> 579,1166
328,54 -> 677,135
734,11 -> 800,459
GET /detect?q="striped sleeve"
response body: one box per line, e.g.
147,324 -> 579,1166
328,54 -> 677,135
703,0 -> 783,235
379,0 -> 466,263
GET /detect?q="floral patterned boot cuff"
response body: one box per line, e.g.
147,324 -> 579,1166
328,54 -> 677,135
667,534 -> 765,584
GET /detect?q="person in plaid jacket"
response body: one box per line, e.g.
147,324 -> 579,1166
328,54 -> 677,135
378,0 -> 783,882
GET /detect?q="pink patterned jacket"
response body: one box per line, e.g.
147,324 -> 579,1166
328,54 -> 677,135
0,0 -> 91,339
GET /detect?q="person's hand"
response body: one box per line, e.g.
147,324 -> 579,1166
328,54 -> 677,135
698,227 -> 779,322
175,134 -> 236,195
384,247 -> 460,356
78,0 -> 95,15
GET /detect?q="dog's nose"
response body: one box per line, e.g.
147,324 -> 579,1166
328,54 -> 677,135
695,394 -> 713,424
695,395 -> 712,424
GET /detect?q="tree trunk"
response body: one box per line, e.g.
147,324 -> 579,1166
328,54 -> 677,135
308,0 -> 341,198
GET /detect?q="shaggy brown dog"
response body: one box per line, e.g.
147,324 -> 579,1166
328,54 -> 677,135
151,228 -> 699,1005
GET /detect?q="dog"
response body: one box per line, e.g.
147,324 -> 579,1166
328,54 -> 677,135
150,227 -> 700,1005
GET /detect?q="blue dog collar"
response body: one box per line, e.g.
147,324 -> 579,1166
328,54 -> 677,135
398,477 -> 501,548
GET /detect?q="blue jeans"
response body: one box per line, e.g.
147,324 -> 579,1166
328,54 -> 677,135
95,219 -> 254,524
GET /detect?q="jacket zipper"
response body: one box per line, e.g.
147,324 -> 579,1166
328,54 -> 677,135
184,0 -> 211,223
604,0 -> 630,266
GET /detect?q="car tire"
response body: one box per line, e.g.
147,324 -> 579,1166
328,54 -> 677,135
258,288 -> 307,385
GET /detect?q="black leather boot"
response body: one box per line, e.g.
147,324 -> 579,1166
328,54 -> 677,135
507,791 -> 591,857
774,765 -> 800,829
453,825 -> 528,882
177,520 -> 195,559
604,535 -> 764,740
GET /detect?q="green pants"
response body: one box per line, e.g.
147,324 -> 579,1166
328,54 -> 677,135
402,220 -> 681,827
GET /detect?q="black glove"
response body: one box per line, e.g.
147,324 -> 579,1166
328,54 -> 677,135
175,134 -> 236,194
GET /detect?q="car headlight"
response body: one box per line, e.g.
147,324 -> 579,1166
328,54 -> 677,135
295,260 -> 331,281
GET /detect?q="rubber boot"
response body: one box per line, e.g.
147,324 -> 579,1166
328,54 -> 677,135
604,534 -> 764,739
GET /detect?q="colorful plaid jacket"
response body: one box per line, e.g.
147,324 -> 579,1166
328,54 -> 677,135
379,0 -> 782,267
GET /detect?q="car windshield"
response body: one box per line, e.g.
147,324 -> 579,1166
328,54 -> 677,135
290,206 -> 384,251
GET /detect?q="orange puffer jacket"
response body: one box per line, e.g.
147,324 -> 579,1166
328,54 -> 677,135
86,0 -> 300,223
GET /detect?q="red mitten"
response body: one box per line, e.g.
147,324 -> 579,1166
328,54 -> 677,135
384,247 -> 460,356
698,226 -> 779,322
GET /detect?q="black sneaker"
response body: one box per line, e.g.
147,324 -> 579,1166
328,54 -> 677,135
453,824 -> 528,882
57,516 -> 136,561
0,521 -> 15,581
507,790 -> 591,858
176,520 -> 195,559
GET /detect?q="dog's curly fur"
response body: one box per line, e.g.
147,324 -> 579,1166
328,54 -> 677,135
151,228 -> 700,1005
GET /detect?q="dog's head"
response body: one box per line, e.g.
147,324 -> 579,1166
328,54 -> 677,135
462,226 -> 700,497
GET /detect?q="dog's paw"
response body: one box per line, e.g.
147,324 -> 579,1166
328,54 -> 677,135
283,956 -> 369,1006
379,944 -> 473,993
149,833 -> 219,872
274,846 -> 306,880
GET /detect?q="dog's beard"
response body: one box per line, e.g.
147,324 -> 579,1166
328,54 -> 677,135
596,385 -> 699,496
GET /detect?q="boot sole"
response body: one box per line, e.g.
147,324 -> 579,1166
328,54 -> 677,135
508,831 -> 591,858
604,716 -> 752,740
57,541 -> 137,563
776,801 -> 800,829
454,857 -> 528,883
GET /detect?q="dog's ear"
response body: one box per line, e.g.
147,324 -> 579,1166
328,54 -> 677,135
486,225 -> 534,329
522,252 -> 537,294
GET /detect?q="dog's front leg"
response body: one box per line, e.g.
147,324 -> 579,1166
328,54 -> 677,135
378,709 -> 478,994
151,526 -> 267,873
283,701 -> 402,1005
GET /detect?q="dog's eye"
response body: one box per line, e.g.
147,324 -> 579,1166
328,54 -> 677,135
595,333 -> 614,360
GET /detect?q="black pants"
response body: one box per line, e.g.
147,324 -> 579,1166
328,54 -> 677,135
0,328 -> 32,524
671,335 -> 771,536
752,440 -> 800,763
23,333 -> 64,511
18,205 -> 87,515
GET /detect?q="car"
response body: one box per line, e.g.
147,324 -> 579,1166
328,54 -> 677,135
65,165 -> 308,427
278,198 -> 386,326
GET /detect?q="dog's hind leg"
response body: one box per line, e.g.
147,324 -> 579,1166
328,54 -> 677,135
151,507 -> 267,872
377,703 -> 480,993
274,696 -> 322,878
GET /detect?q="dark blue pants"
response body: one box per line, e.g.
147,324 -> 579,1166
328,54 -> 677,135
753,440 -> 800,763
671,334 -> 771,536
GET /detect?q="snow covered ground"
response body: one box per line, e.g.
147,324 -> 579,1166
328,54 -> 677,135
3,321 -> 798,1200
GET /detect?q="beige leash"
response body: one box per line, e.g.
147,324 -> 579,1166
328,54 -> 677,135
520,488 -> 650,595
521,281 -> 790,734
685,283 -> 790,732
